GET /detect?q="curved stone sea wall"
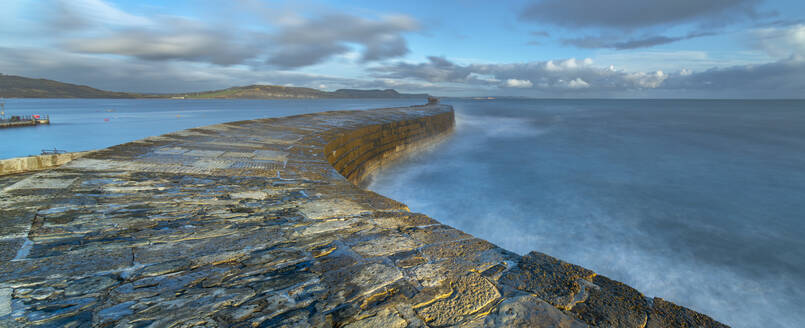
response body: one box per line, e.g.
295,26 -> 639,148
0,103 -> 726,327
324,104 -> 454,187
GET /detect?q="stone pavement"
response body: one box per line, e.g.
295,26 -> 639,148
0,103 -> 727,327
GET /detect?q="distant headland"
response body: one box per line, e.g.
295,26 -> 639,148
0,74 -> 429,99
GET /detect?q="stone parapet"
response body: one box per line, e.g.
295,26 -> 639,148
0,103 -> 727,327
0,152 -> 90,176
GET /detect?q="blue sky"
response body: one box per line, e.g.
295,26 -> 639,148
1,0 -> 804,97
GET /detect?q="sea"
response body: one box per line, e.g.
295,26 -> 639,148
368,98 -> 805,328
2,98 -> 803,327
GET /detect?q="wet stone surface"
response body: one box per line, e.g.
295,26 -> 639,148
0,104 -> 727,327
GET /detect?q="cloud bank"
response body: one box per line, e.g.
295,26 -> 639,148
267,14 -> 419,68
372,55 -> 805,97
520,0 -> 771,50
373,57 -> 669,92
563,32 -> 715,50
44,0 -> 418,68
63,17 -> 259,66
520,0 -> 763,29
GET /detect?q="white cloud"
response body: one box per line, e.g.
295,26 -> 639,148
505,79 -> 534,88
545,60 -> 561,72
545,58 -> 589,72
752,24 -> 805,58
566,78 -> 590,88
624,70 -> 668,88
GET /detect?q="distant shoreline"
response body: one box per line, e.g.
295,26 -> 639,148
0,74 -> 429,99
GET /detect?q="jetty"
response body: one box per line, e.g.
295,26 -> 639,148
0,102 -> 726,327
0,115 -> 50,129
0,100 -> 50,128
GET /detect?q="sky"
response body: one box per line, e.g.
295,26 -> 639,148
1,0 -> 804,98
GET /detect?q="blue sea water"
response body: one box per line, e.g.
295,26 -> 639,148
0,98 -> 426,159
368,99 -> 805,328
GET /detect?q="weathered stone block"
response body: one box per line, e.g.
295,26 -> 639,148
499,251 -> 595,310
646,297 -> 729,328
484,295 -> 588,328
412,272 -> 501,327
570,275 -> 649,328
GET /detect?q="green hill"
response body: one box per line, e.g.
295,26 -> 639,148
181,85 -> 330,99
0,74 -> 136,98
0,74 -> 429,99
181,85 -> 428,99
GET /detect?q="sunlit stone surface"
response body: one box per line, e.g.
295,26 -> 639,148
0,103 -> 726,327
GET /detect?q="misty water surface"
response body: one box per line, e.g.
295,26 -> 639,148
368,99 -> 805,328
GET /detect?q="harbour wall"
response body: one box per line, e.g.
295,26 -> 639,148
325,105 -> 454,187
0,102 -> 726,327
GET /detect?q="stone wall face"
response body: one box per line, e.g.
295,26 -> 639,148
0,103 -> 727,327
0,152 -> 89,176
325,109 -> 454,186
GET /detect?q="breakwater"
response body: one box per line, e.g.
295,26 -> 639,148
0,103 -> 726,327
